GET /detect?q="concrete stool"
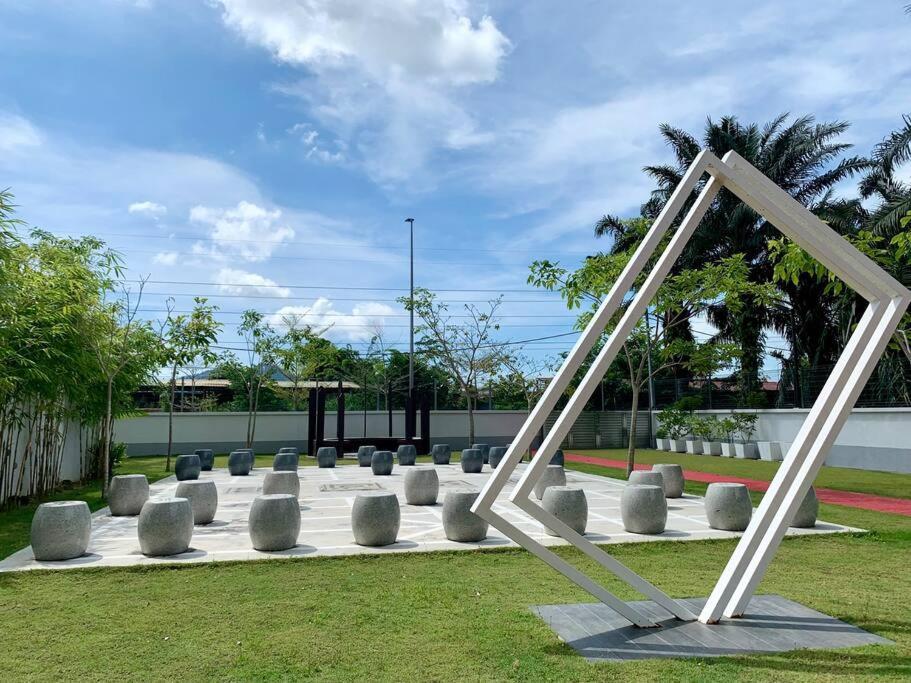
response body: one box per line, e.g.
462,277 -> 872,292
471,443 -> 490,464
371,450 -> 394,475
317,446 -> 337,468
249,494 -> 300,551
357,445 -> 376,467
550,449 -> 565,466
228,451 -> 251,476
542,486 -> 587,536
460,448 -> 483,474
273,451 -> 299,471
396,444 -> 417,466
175,454 -> 201,481
651,464 -> 685,498
488,446 -> 507,469
791,487 -> 818,528
31,501 -> 91,561
620,484 -> 667,534
194,449 -> 215,471
175,480 -> 218,525
533,465 -> 567,500
263,471 -> 300,498
443,489 -> 488,542
431,443 -> 451,465
404,468 -> 439,505
278,446 -> 299,455
235,448 -> 254,470
351,492 -> 400,546
108,474 -> 149,516
704,483 -> 752,531
138,498 -> 193,556
628,470 -> 664,489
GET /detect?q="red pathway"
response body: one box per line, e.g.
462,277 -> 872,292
564,452 -> 911,517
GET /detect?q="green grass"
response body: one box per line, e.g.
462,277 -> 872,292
574,448 -> 911,500
0,450 -> 909,680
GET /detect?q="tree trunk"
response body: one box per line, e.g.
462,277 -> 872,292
102,379 -> 113,497
466,390 -> 475,445
166,364 -> 177,472
626,384 -> 640,477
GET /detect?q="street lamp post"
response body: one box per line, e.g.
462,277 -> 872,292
405,218 -> 415,441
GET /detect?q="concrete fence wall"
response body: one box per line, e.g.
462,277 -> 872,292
112,407 -> 911,474
653,408 -> 911,474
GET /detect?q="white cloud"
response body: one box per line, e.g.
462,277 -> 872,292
268,297 -> 397,342
152,251 -> 178,266
128,200 -> 167,218
0,113 -> 42,152
215,0 -> 510,186
214,267 -> 291,297
286,122 -> 346,164
215,0 -> 509,86
189,200 -> 294,262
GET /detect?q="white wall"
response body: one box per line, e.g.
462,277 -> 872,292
654,408 -> 911,474
114,410 -> 532,456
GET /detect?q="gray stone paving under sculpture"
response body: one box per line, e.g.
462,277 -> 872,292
531,594 -> 892,662
0,464 -> 858,572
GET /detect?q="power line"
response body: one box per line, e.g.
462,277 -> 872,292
128,279 -> 563,294
139,291 -> 568,303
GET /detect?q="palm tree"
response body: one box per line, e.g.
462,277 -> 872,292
860,115 -> 911,238
599,114 -> 868,399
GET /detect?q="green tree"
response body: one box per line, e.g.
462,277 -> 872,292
161,297 -> 221,471
860,115 -> 911,237
400,288 -> 506,444
605,114 -> 867,399
531,243 -> 777,473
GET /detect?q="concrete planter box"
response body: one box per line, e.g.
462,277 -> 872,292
758,441 -> 783,461
668,439 -> 687,453
735,442 -> 760,459
655,438 -> 670,451
720,442 -> 737,457
703,441 -> 723,456
685,438 -> 704,455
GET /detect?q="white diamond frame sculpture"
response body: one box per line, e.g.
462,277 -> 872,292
471,149 -> 910,628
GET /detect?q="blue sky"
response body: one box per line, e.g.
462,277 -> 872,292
1,0 -> 909,376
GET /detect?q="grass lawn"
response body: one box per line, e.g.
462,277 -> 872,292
1,450 -> 909,680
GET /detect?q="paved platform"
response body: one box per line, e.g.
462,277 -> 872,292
532,594 -> 892,661
0,463 -> 857,572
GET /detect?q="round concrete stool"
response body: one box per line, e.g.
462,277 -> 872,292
460,448 -> 483,473
351,492 -> 400,546
273,451 -> 299,471
431,443 -> 451,465
652,464 -> 684,498
471,443 -> 490,464
396,444 -> 417,466
31,501 -> 91,561
108,474 -> 149,516
194,449 -> 215,471
620,484 -> 667,534
488,446 -> 507,469
316,446 -> 337,468
138,498 -> 193,556
443,489 -> 488,542
357,445 -> 376,467
704,483 -> 752,531
228,451 -> 251,476
791,487 -> 818,528
249,494 -> 300,551
533,465 -> 567,500
175,454 -> 201,481
263,471 -> 301,498
404,468 -> 439,505
235,448 -> 254,470
542,486 -> 588,536
550,449 -> 565,466
278,446 -> 299,455
628,470 -> 664,489
175,480 -> 218,525
371,450 -> 394,475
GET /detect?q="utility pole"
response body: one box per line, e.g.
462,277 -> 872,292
405,218 -> 415,441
